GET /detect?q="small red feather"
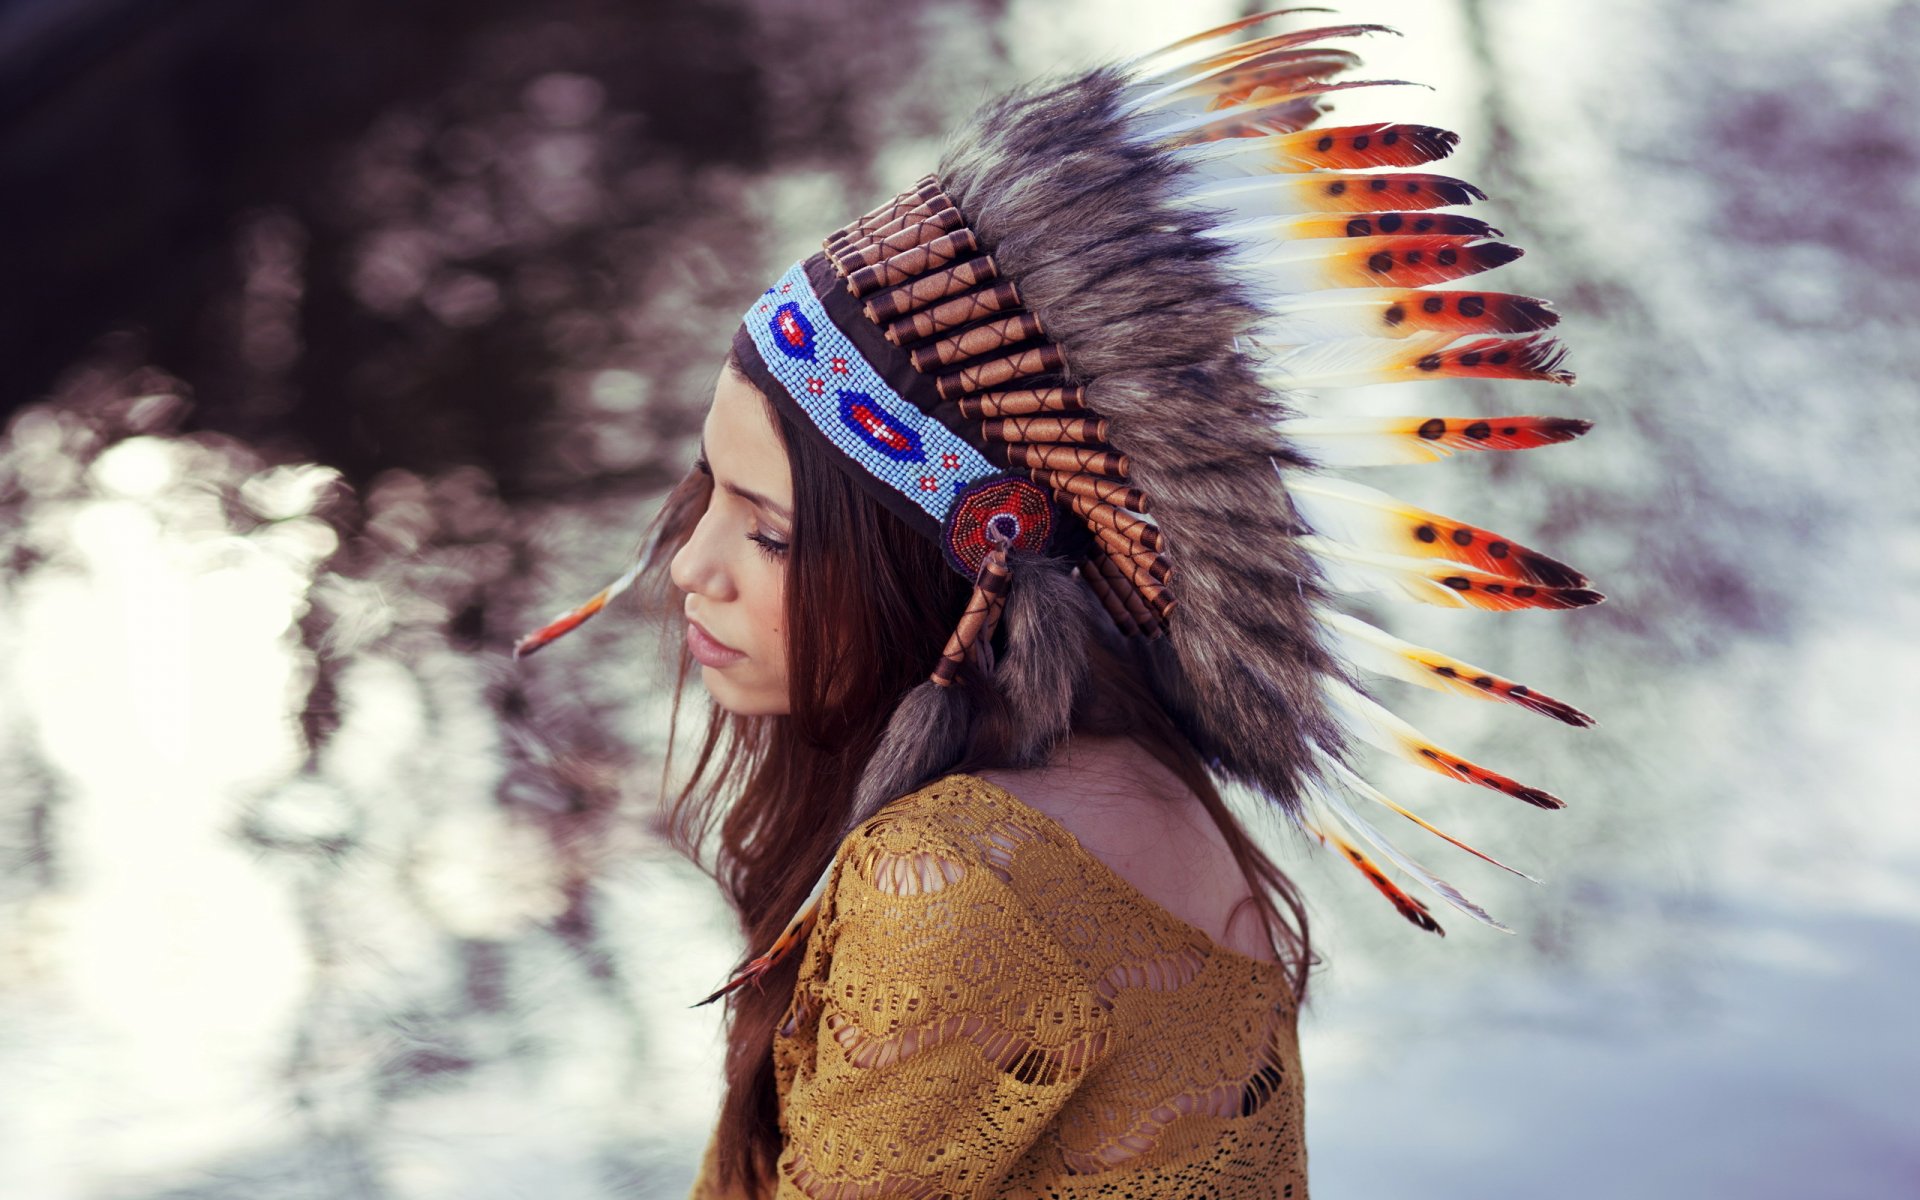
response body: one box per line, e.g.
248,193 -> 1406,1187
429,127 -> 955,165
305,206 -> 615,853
1323,826 -> 1444,934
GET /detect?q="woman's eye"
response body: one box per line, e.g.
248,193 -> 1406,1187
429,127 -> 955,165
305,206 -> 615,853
747,531 -> 790,561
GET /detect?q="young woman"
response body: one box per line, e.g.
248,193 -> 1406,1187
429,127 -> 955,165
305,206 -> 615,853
515,11 -> 1596,1197
661,350 -> 1313,1196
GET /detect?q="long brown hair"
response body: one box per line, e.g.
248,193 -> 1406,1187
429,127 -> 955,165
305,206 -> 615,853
645,356 -> 1314,1197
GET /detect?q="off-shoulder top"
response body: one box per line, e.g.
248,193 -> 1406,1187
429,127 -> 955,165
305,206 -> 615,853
686,771 -> 1308,1199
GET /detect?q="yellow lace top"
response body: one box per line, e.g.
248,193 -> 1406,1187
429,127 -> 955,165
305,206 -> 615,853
687,772 -> 1307,1199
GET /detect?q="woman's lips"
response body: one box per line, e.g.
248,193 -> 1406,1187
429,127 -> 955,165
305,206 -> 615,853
687,618 -> 746,667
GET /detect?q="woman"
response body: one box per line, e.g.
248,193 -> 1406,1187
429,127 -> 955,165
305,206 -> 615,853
665,349 -> 1313,1196
516,10 -> 1597,1197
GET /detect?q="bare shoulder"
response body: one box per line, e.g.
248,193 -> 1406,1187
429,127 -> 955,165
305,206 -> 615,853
971,737 -> 1279,964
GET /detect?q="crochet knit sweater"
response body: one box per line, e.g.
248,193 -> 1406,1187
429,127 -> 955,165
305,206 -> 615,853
686,772 -> 1308,1199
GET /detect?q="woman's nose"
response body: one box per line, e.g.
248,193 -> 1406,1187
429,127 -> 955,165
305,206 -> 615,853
668,508 -> 733,602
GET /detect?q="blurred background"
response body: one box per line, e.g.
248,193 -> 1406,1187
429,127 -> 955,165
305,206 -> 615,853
2,0 -> 1916,1196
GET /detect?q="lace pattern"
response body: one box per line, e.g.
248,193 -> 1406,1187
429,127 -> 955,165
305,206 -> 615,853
690,773 -> 1307,1199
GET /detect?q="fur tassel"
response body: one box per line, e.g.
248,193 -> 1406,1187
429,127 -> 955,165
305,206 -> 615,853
847,677 -> 976,831
991,553 -> 1103,766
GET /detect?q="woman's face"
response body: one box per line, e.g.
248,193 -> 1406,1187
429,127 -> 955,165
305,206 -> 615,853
668,364 -> 793,716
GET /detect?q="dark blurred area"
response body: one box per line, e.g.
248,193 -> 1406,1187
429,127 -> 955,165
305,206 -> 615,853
0,0 -> 973,484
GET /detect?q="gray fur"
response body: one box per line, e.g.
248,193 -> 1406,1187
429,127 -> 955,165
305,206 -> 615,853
992,552 -> 1104,766
936,68 -> 1356,816
846,676 -> 974,835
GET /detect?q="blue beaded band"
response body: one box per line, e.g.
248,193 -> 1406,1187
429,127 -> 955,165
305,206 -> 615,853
743,258 -> 999,529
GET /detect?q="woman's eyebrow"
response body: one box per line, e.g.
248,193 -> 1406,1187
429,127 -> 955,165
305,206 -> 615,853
699,437 -> 792,521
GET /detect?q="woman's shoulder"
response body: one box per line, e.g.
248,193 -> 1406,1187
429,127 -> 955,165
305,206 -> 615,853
830,772 -> 1049,898
966,742 -> 1283,967
814,774 -> 1100,997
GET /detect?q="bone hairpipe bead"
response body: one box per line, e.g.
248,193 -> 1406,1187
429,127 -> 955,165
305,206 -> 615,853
980,415 -> 1109,445
929,552 -> 1014,687
847,230 -> 983,298
909,312 -> 1049,372
1090,524 -> 1174,584
1004,443 -> 1130,478
1079,556 -> 1144,637
1042,470 -> 1149,514
863,256 -> 1001,324
1146,590 -> 1175,625
934,343 -> 1066,400
1104,545 -> 1176,623
831,175 -> 943,242
884,282 -> 1025,346
1089,551 -> 1165,635
1068,495 -> 1164,551
829,192 -> 956,252
956,386 -> 1088,420
830,207 -> 967,275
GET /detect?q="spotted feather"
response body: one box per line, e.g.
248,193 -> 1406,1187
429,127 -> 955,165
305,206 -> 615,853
1280,415 -> 1591,465
1264,329 -> 1573,386
1318,608 -> 1594,727
1287,474 -> 1591,588
1301,535 -> 1605,612
1327,682 -> 1568,809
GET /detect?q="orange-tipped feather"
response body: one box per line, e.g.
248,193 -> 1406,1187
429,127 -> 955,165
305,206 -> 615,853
1329,683 -> 1569,809
513,588 -> 611,659
1313,781 -> 1513,930
1301,815 -> 1444,934
1179,172 -> 1487,216
1281,415 -> 1592,466
1319,609 -> 1595,727
1169,48 -> 1366,111
1230,210 -> 1500,244
1418,333 -> 1576,384
1313,746 -> 1540,882
1246,236 -> 1524,292
694,885 -> 826,1008
1137,22 -> 1393,85
1257,287 -> 1558,344
1266,329 -> 1573,387
1211,123 -> 1460,171
1302,536 -> 1605,612
1156,79 -> 1425,144
1288,475 -> 1592,588
1372,287 -> 1557,332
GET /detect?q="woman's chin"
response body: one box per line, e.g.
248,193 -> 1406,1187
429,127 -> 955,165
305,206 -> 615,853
699,667 -> 789,717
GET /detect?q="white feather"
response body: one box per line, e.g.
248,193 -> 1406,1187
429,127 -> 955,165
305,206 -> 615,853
1261,330 -> 1453,388
1253,289 -> 1424,345
1318,608 -> 1460,690
1311,736 -> 1541,883
1287,473 -> 1435,550
1295,535 -> 1482,607
1278,416 -> 1471,467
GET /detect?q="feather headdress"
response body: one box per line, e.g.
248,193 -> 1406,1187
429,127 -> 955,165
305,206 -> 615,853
515,9 -> 1602,1003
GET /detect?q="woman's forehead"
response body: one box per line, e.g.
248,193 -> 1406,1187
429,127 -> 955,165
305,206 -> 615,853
704,367 -> 791,497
